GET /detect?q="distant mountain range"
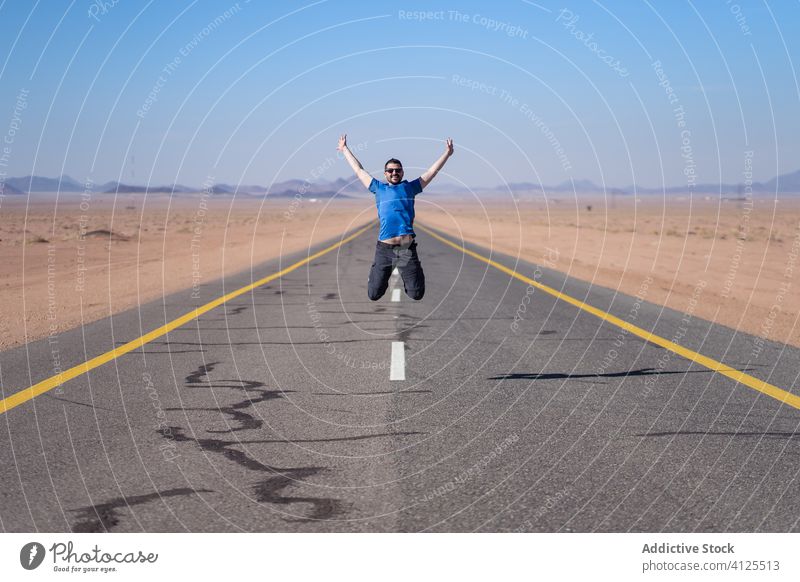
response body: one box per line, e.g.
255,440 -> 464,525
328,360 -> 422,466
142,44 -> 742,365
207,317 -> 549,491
1,181 -> 24,195
2,174 -> 361,198
441,169 -> 800,196
5,169 -> 800,196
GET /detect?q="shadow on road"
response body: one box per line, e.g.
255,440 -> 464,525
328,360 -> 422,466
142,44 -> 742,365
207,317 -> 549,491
488,368 -> 715,381
635,430 -> 800,441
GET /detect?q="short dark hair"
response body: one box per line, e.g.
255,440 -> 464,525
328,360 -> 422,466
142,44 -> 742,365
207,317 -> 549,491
384,158 -> 403,170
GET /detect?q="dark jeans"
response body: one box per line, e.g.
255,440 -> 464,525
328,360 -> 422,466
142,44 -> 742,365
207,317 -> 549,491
367,240 -> 425,301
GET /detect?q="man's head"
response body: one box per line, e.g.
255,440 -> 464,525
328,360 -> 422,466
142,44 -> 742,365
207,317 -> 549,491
384,158 -> 404,185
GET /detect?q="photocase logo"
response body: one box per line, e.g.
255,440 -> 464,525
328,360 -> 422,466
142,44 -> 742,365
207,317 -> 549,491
20,542 -> 46,570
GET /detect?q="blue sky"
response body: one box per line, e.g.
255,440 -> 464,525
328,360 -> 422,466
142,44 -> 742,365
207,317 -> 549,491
0,0 -> 798,189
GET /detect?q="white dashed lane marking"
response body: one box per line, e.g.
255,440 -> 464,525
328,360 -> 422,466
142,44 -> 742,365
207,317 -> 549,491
390,342 -> 405,381
390,267 -> 401,301
390,268 -> 402,377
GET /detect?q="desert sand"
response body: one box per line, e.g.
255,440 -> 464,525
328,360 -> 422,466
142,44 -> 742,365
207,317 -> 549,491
2,191 -> 798,353
418,193 -> 800,349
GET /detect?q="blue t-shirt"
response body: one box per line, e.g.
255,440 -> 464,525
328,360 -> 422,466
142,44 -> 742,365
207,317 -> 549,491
369,177 -> 423,240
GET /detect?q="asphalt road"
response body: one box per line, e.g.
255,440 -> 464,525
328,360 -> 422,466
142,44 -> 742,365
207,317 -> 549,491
1,222 -> 799,532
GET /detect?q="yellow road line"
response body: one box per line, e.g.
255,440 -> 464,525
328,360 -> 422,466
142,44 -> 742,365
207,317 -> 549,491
0,222 -> 375,415
417,223 -> 800,411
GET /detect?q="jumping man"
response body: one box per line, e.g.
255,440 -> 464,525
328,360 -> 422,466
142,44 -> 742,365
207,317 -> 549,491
338,134 -> 454,301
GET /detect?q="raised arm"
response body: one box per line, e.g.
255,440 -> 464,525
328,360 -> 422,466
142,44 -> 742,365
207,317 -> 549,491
419,138 -> 454,190
337,134 -> 373,189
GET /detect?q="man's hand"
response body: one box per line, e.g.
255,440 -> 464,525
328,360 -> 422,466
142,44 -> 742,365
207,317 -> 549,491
338,133 -> 373,189
419,137 -> 455,190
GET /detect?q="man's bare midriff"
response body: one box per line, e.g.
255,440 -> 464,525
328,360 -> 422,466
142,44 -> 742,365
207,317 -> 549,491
380,234 -> 415,245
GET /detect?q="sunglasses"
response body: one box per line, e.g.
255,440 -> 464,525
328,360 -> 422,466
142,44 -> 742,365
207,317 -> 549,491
385,168 -> 403,174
